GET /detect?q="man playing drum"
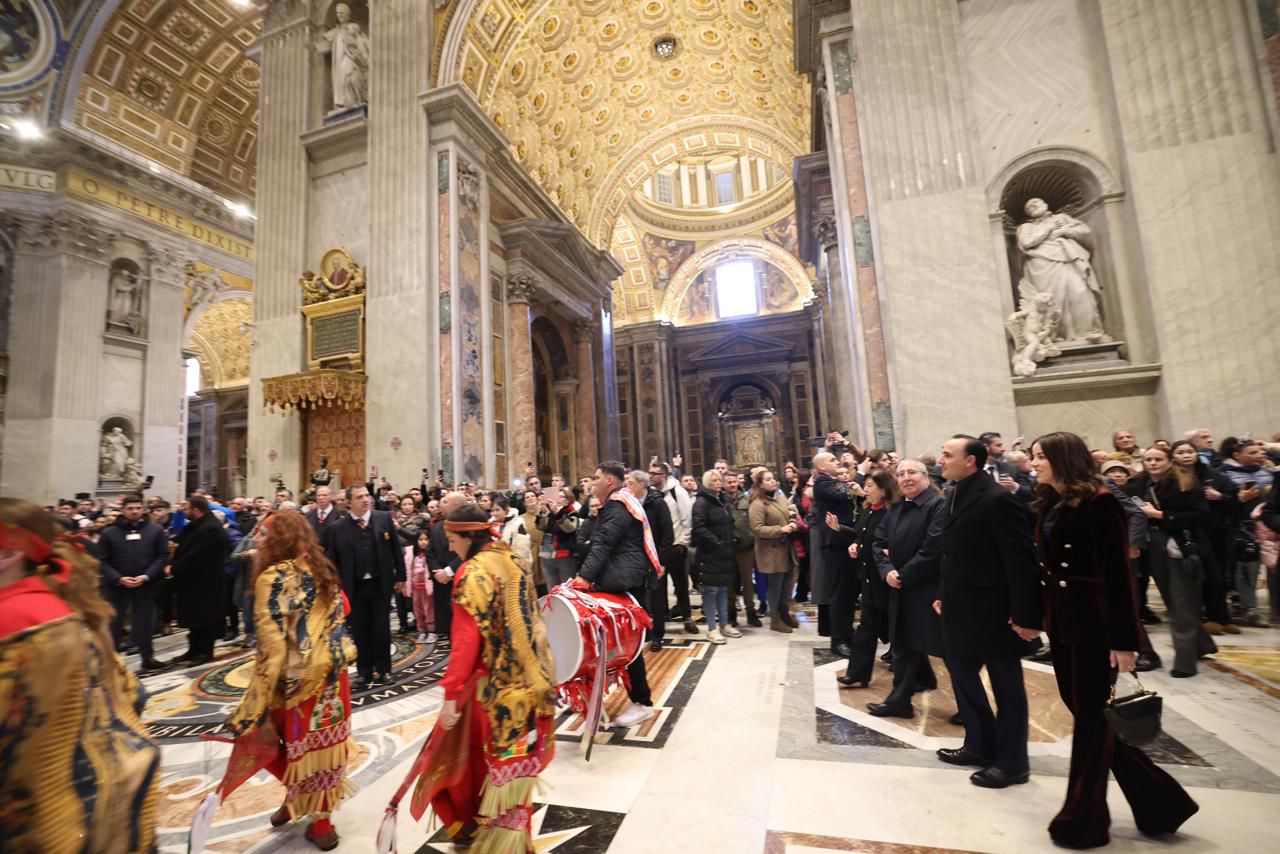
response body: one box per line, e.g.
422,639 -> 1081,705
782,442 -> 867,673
574,460 -> 663,728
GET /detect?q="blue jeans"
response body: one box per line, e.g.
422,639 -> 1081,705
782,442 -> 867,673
702,585 -> 729,630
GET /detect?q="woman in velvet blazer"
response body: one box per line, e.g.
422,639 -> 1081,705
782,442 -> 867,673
1030,432 -> 1198,850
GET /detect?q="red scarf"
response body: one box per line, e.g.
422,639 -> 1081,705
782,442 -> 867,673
609,489 -> 664,578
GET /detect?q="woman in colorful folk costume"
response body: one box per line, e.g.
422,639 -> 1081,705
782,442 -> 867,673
413,504 -> 557,851
211,510 -> 357,851
0,498 -> 160,853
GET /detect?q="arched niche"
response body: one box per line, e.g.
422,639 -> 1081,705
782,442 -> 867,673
660,236 -> 812,326
98,414 -> 138,485
986,146 -> 1131,356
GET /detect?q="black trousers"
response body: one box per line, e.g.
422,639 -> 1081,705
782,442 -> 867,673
882,647 -> 935,706
829,556 -> 859,647
395,592 -> 413,632
352,578 -> 392,678
186,625 -> 218,659
844,603 -> 885,684
224,578 -> 239,636
111,588 -> 157,662
795,553 -> 810,601
945,655 -> 1029,773
1048,642 -> 1198,847
665,545 -> 692,620
627,585 -> 652,705
433,578 -> 454,638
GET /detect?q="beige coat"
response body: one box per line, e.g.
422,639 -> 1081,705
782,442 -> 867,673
749,492 -> 795,574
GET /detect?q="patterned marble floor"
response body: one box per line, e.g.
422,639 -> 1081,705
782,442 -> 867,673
140,592 -> 1280,853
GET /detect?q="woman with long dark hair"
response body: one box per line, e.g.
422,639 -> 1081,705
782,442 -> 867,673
1168,438 -> 1238,635
1132,445 -> 1218,676
1030,432 -> 1197,849
0,498 -> 161,852
411,504 -> 557,850
213,510 -> 356,851
825,468 -> 900,688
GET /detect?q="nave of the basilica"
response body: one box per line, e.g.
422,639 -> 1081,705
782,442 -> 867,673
1,1 -> 1279,852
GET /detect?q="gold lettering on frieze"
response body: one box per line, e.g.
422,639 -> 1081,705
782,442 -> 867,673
64,168 -> 254,262
0,164 -> 56,193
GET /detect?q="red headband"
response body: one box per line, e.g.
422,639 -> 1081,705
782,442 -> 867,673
443,520 -> 492,533
0,522 -> 75,582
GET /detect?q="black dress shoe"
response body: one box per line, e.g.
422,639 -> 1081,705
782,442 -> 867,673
188,654 -> 213,666
371,672 -> 392,686
936,746 -> 992,767
649,640 -> 663,653
354,676 -> 372,691
683,620 -> 699,635
1028,645 -> 1054,664
1135,652 -> 1162,672
833,642 -> 853,658
949,712 -> 964,726
879,650 -> 892,662
1170,669 -> 1194,678
837,675 -> 869,688
747,614 -> 763,628
866,701 -> 914,718
970,767 -> 1030,788
1140,608 -> 1162,625
139,659 -> 171,674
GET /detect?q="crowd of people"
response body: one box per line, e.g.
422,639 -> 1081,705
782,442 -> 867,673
3,424 -> 1276,850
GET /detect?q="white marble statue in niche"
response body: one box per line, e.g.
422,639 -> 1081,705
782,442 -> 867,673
106,265 -> 144,335
100,426 -> 133,481
316,3 -> 370,111
1015,198 -> 1107,345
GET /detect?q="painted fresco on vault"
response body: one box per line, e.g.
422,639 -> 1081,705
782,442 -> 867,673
642,233 -> 695,289
0,0 -> 41,75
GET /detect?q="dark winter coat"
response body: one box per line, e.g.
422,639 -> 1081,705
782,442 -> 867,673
642,489 -> 675,589
875,490 -> 945,657
938,473 -> 1042,661
97,517 -> 169,592
691,486 -> 737,587
578,490 -> 653,593
170,512 -> 230,629
1036,489 -> 1141,650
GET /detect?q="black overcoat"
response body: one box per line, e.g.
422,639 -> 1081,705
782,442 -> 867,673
323,510 -> 407,601
171,513 -> 229,629
939,474 -> 1043,661
874,490 -> 946,657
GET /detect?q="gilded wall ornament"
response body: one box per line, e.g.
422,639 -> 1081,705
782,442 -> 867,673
300,248 -> 366,304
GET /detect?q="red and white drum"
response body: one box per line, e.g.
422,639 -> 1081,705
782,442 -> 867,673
541,585 -> 648,685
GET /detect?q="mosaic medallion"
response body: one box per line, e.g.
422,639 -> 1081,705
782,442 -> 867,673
142,637 -> 451,742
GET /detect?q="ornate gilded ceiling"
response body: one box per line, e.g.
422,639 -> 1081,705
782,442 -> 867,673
188,296 -> 251,390
73,0 -> 261,202
441,0 -> 810,240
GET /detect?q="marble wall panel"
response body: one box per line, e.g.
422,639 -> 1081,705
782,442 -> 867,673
99,348 -> 145,430
960,0 -> 1120,182
307,165 -> 370,270
455,163 -> 486,486
437,153 -> 454,479
1014,383 -> 1160,452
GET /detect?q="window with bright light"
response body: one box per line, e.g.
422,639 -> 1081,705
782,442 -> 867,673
185,357 -> 202,397
714,172 -> 735,205
715,261 -> 758,318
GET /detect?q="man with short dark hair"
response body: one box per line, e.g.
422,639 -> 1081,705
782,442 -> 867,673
935,435 -> 1042,788
167,495 -> 230,666
578,461 -> 662,728
979,432 -> 1033,503
323,484 -> 406,689
98,493 -> 170,673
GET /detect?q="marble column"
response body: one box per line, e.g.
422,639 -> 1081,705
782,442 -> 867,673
572,319 -> 599,478
366,0 -> 433,490
812,212 -> 863,441
141,245 -> 190,502
506,275 -> 537,481
0,212 -> 112,503
248,0 -> 311,496
837,2 -> 1015,451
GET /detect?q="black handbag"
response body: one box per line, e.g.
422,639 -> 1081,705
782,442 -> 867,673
1104,673 -> 1162,747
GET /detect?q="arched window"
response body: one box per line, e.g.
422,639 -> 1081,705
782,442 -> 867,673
185,357 -> 202,397
714,260 -> 757,318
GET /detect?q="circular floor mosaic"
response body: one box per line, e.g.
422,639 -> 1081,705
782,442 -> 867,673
141,636 -> 451,742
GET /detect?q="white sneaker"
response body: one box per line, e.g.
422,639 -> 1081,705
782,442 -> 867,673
707,628 -> 726,645
425,632 -> 438,644
611,702 -> 656,728
721,625 -> 743,638
415,633 -> 428,644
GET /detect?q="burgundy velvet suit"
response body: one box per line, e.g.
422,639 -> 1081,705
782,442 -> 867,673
1037,489 -> 1198,848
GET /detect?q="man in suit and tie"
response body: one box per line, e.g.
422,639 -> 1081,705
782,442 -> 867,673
306,485 -> 340,536
936,435 -> 1042,788
980,432 -> 1034,504
811,451 -> 857,656
322,483 -> 406,689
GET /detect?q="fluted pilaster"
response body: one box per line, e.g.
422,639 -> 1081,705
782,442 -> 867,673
506,276 -> 537,479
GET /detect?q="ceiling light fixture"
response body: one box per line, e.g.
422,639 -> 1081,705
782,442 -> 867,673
653,35 -> 677,59
223,199 -> 256,220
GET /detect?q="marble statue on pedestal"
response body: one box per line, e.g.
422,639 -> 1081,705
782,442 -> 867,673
100,426 -> 132,481
1006,288 -> 1062,377
106,267 -> 144,335
316,3 -> 370,111
1015,198 -> 1106,345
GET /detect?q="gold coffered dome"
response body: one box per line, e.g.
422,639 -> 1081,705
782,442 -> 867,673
443,0 -> 810,247
73,0 -> 262,203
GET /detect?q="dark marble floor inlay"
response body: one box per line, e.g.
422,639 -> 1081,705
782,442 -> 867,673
815,707 -> 913,749
419,802 -> 625,852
